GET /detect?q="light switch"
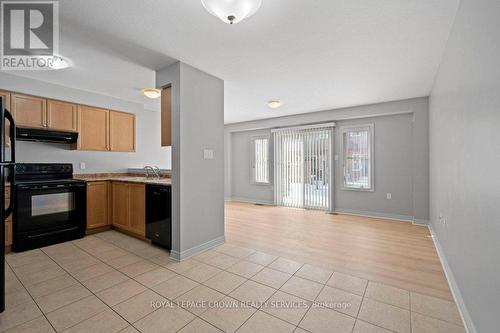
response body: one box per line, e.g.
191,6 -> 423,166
79,162 -> 86,170
203,149 -> 215,160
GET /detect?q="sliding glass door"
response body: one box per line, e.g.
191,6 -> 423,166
273,127 -> 332,210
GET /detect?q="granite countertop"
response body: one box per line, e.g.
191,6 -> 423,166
74,173 -> 171,186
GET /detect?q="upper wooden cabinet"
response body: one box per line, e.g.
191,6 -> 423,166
86,181 -> 110,230
76,105 -> 109,151
0,90 -> 11,147
47,99 -> 77,132
161,87 -> 171,147
0,90 -> 11,111
1,89 -> 136,152
109,111 -> 135,152
12,93 -> 46,129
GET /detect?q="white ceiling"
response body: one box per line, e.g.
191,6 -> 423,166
7,0 -> 459,123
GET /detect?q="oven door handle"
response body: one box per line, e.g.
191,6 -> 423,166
17,183 -> 85,191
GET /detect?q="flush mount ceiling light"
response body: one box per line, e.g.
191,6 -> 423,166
48,55 -> 71,70
142,88 -> 161,99
267,100 -> 282,109
201,0 -> 262,24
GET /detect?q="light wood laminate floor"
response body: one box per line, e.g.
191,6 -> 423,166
225,201 -> 453,301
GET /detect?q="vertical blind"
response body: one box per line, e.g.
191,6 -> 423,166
253,136 -> 270,184
273,127 -> 332,210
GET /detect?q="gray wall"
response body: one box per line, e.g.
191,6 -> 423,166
157,62 -> 225,259
334,114 -> 413,219
429,0 -> 500,332
225,97 -> 429,221
231,129 -> 274,204
0,72 -> 171,172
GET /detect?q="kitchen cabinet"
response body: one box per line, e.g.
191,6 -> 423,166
86,181 -> 110,230
12,93 -> 46,129
1,90 -> 135,152
128,183 -> 145,236
111,182 -> 129,229
111,182 -> 145,236
5,221 -> 12,248
109,111 -> 135,152
0,90 -> 11,147
76,105 -> 109,151
5,186 -> 12,248
47,99 -> 78,132
161,87 -> 171,146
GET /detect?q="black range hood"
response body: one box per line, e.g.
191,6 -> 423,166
16,127 -> 78,144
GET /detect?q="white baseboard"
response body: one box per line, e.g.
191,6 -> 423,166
428,224 -> 477,333
226,197 -> 274,205
334,208 -> 414,222
170,235 -> 225,261
413,218 -> 430,225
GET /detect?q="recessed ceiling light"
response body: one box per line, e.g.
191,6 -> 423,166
267,100 -> 282,109
49,55 -> 71,70
201,0 -> 262,25
142,88 -> 161,99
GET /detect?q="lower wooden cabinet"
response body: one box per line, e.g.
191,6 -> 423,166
86,182 -> 110,230
111,182 -> 129,229
128,183 -> 145,236
5,186 -> 12,248
5,221 -> 12,247
111,182 -> 145,237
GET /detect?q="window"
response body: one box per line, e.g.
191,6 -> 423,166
252,136 -> 270,184
341,124 -> 374,190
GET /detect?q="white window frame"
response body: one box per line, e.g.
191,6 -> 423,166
251,135 -> 271,185
340,124 -> 374,191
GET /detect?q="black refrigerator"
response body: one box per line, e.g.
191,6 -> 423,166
0,96 -> 16,313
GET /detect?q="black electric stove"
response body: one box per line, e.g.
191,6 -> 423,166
12,163 -> 86,252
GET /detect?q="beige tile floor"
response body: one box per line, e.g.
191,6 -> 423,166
1,231 -> 465,333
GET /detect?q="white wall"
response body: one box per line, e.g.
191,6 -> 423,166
157,62 -> 225,259
0,72 -> 171,173
429,0 -> 500,332
226,97 -> 428,221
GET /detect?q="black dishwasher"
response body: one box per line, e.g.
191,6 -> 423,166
146,185 -> 171,250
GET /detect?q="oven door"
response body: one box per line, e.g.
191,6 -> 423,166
14,182 -> 86,235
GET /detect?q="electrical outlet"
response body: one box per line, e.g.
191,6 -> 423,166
203,149 -> 215,160
439,213 -> 446,226
386,193 -> 392,200
79,162 -> 86,170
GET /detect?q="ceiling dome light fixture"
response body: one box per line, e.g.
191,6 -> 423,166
48,55 -> 71,70
201,0 -> 262,24
267,100 -> 282,109
142,88 -> 161,99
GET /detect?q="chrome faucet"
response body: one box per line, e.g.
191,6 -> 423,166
144,166 -> 161,179
153,166 -> 161,178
